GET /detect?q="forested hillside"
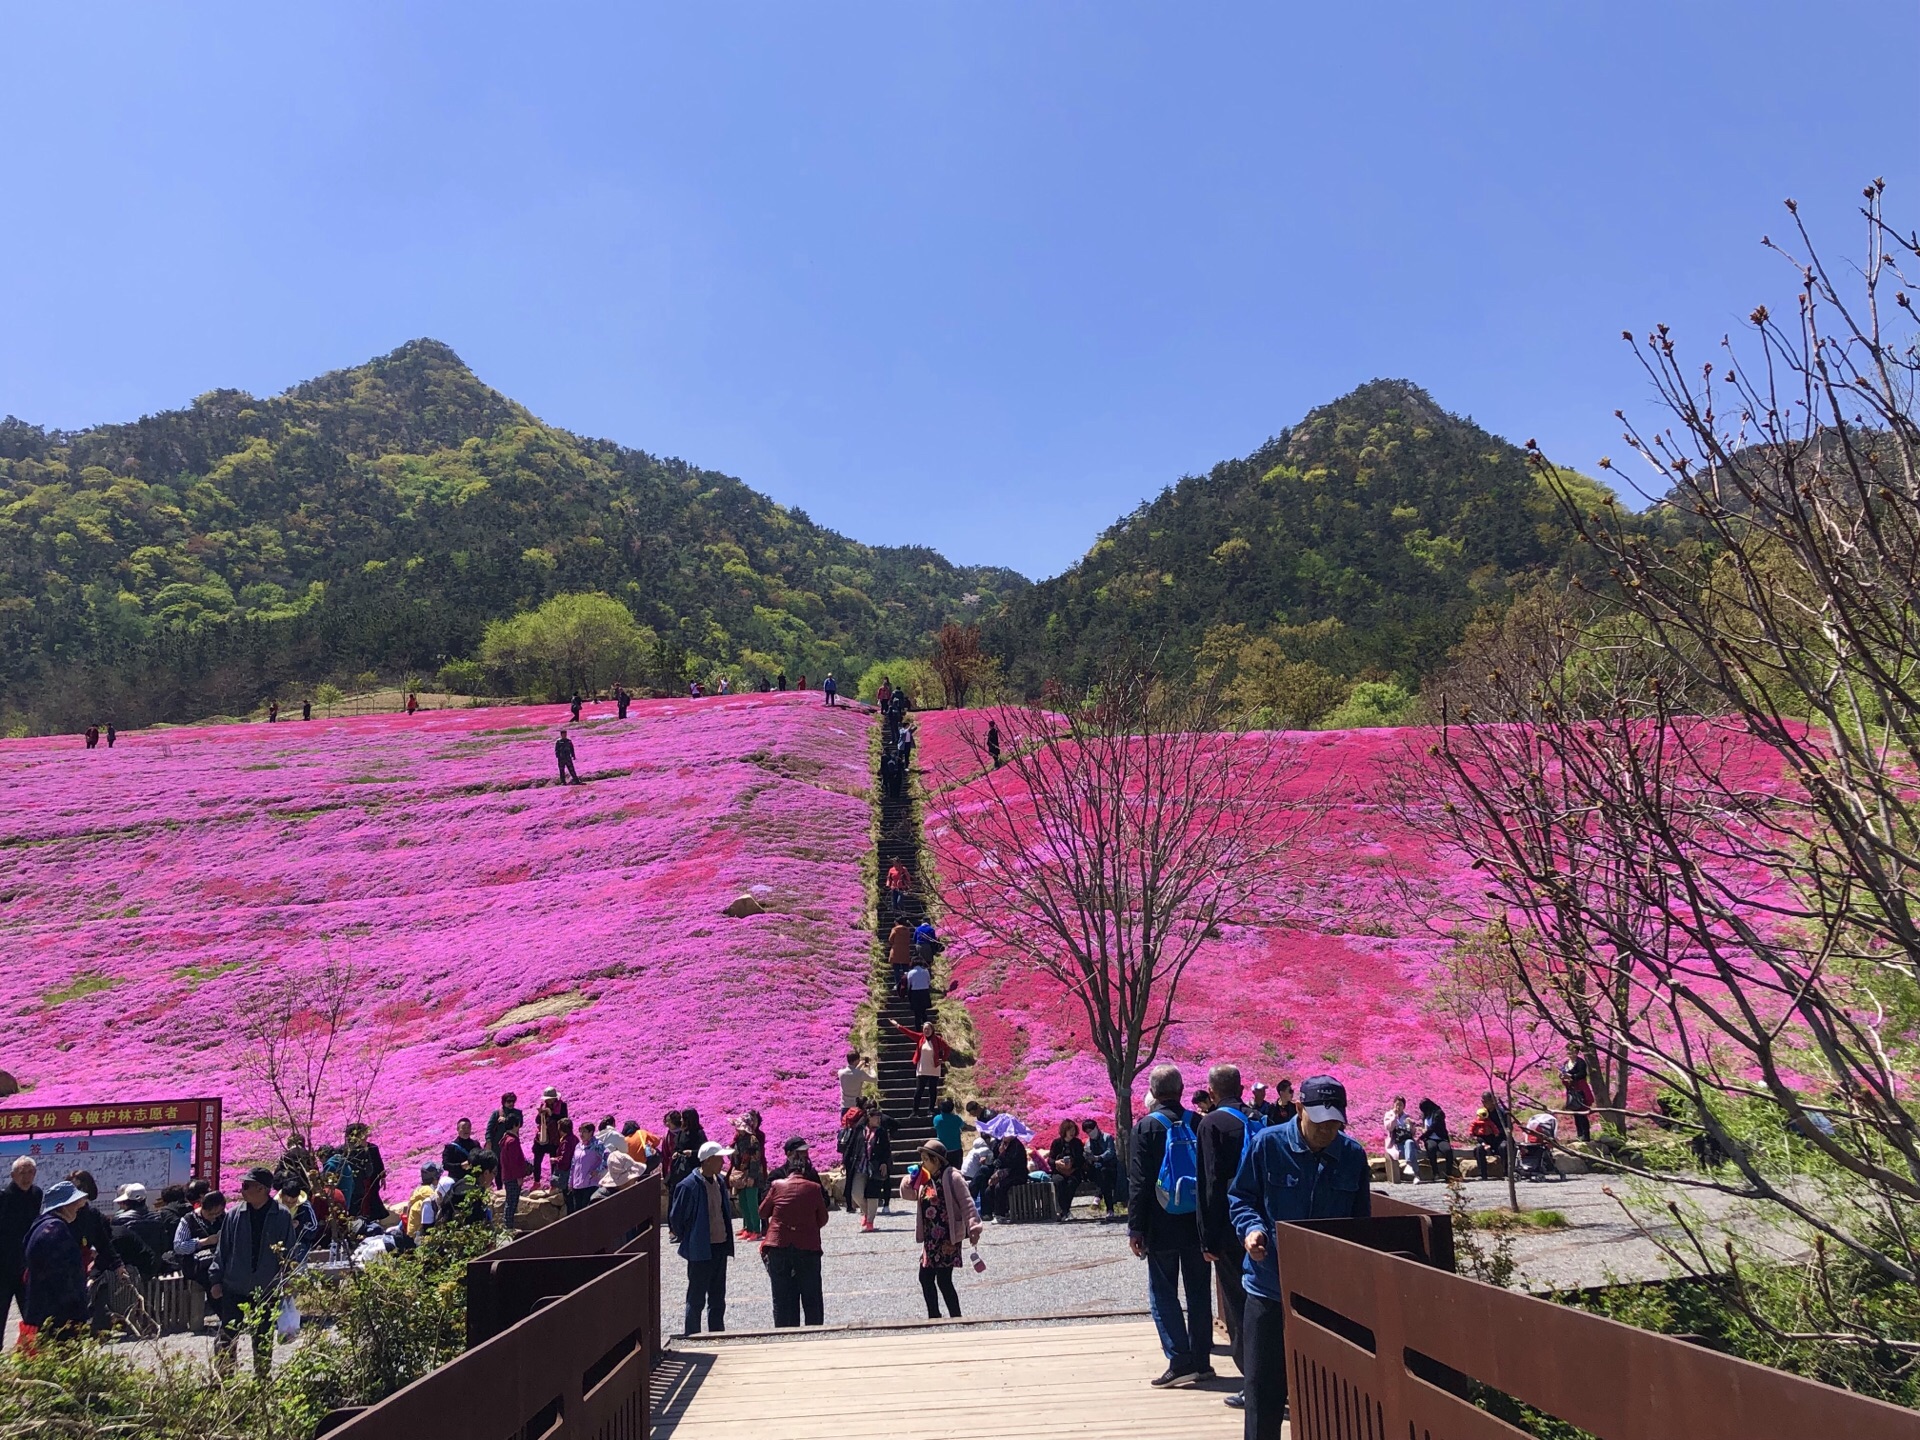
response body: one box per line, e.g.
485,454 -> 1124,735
988,380 -> 1611,714
0,340 -> 1024,732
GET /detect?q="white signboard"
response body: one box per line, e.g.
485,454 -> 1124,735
0,1129 -> 193,1196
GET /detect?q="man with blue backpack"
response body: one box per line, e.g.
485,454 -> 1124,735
1197,1063 -> 1259,1411
1229,1074 -> 1371,1438
1126,1064 -> 1213,1389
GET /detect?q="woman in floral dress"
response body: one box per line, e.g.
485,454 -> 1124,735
903,1138 -> 980,1319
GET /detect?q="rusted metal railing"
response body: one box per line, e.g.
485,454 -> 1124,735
322,1249 -> 654,1440
1275,1222 -> 1920,1439
320,1174 -> 664,1439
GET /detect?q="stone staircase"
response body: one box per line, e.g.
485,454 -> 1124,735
874,725 -> 938,1171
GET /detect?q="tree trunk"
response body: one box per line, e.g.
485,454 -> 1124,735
1114,1084 -> 1136,1179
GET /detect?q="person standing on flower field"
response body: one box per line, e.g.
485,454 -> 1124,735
985,719 -> 1000,768
486,1092 -> 523,1155
405,691 -> 419,716
441,1118 -> 481,1181
555,729 -> 580,785
1230,1074 -> 1371,1437
497,1122 -> 532,1227
669,1141 -> 735,1335
105,722 -> 116,748
570,692 -> 583,722
533,1087 -> 571,1181
343,1123 -> 387,1220
567,1121 -> 606,1211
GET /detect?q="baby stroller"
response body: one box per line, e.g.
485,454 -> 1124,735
1515,1113 -> 1564,1182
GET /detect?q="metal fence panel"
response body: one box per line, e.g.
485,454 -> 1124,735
1275,1223 -> 1920,1440
324,1249 -> 654,1440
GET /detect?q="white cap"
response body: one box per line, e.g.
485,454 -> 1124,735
697,1141 -> 733,1162
115,1182 -> 147,1205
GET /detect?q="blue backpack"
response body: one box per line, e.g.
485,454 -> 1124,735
1217,1104 -> 1264,1176
1151,1112 -> 1199,1214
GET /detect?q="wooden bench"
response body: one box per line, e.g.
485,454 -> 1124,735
114,1273 -> 208,1336
1005,1179 -> 1058,1224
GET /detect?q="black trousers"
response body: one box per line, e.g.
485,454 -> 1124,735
912,1073 -> 940,1112
1052,1173 -> 1078,1219
1212,1252 -> 1247,1378
763,1247 -> 823,1327
1242,1289 -> 1289,1439
908,988 -> 932,1027
919,1263 -> 961,1318
684,1254 -> 729,1334
217,1289 -> 277,1378
557,756 -> 579,784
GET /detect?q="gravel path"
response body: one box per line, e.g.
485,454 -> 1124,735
1393,1171 -> 1806,1291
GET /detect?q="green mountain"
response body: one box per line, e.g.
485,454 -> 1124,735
988,379 -> 1602,700
0,340 -> 1024,732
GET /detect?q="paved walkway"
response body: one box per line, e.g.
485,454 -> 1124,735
653,1319 -> 1249,1438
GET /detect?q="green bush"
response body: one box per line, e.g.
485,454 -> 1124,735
856,657 -> 941,705
1320,679 -> 1414,729
437,659 -> 488,696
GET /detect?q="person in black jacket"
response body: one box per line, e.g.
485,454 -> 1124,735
442,1118 -> 482,1180
211,1168 -> 295,1377
0,1157 -> 42,1334
1127,1064 -> 1213,1389
1196,1064 -> 1252,1411
556,729 -> 580,784
64,1171 -> 131,1335
110,1183 -> 175,1279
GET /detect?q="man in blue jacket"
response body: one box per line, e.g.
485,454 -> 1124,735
1229,1074 -> 1370,1439
669,1141 -> 735,1335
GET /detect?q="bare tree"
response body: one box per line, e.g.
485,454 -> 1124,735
238,947 -> 393,1188
1429,929 -> 1556,1211
934,658 -> 1311,1162
1433,187 -> 1920,1328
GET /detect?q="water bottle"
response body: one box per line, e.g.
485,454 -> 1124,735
970,1247 -> 986,1274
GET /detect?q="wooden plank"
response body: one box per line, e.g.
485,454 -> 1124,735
655,1320 -> 1245,1439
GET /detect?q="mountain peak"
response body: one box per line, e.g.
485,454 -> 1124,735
285,338 -> 530,454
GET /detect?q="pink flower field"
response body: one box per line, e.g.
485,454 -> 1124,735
919,712 -> 1595,1132
0,695 -> 873,1182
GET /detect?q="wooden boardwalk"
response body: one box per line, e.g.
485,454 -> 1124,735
652,1319 -> 1251,1438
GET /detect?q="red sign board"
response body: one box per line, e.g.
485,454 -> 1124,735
0,1098 -> 222,1183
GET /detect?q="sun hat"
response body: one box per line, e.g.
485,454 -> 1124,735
1299,1075 -> 1349,1125
40,1180 -> 81,1213
114,1182 -> 147,1205
918,1138 -> 948,1159
543,1087 -> 560,1099
696,1141 -> 733,1162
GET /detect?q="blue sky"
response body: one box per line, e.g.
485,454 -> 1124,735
2,5 -> 1911,578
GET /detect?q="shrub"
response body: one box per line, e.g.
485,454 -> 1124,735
437,659 -> 488,696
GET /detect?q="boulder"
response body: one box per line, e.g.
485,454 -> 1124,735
722,894 -> 765,918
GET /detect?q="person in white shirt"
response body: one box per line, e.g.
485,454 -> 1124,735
836,1051 -> 873,1112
